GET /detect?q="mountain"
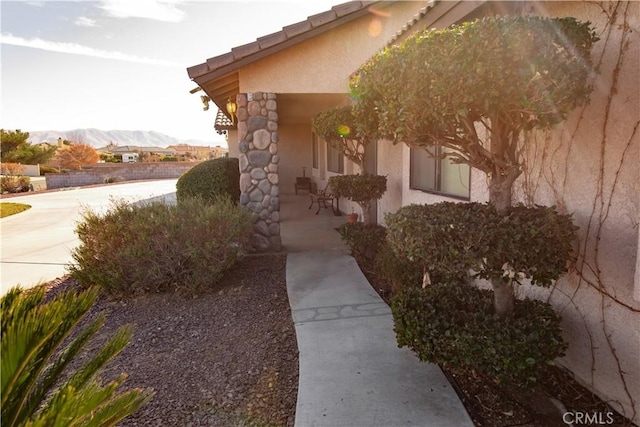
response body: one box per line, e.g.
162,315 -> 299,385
27,129 -> 226,149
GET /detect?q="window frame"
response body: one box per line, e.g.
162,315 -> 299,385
312,133 -> 319,169
409,145 -> 471,200
326,141 -> 344,174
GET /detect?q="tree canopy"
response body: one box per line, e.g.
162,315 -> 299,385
350,16 -> 599,212
56,143 -> 99,170
312,105 -> 375,173
0,129 -> 57,165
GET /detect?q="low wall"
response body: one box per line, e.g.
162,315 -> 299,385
45,162 -> 198,189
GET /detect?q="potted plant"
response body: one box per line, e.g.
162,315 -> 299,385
346,207 -> 359,223
329,174 -> 386,225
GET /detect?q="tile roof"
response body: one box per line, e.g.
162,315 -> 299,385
188,1 -> 394,124
187,1 -> 384,82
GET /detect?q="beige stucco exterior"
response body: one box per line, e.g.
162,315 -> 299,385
199,0 -> 639,422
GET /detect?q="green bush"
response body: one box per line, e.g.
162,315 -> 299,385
1,285 -> 153,426
329,174 -> 386,224
328,174 -> 387,204
373,242 -> 424,292
338,222 -> 387,263
68,196 -> 252,296
391,282 -> 567,386
40,166 -> 60,175
385,202 -> 577,286
176,157 -> 240,203
479,204 -> 578,286
385,202 -> 491,283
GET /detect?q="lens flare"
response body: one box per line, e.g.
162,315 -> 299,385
337,125 -> 351,137
368,18 -> 382,37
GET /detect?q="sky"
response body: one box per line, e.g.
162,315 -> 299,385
0,0 -> 339,146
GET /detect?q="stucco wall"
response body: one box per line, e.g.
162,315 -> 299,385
240,2 -> 429,94
278,123 -> 313,195
376,140 -> 403,225
387,2 -> 640,421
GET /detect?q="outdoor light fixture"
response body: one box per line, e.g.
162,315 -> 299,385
201,95 -> 210,111
226,97 -> 237,124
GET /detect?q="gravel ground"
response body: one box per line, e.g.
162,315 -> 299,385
49,253 -> 298,427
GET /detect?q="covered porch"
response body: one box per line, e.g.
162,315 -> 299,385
279,192 -> 347,253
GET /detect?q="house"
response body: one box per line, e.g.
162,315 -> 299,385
187,1 -> 639,422
96,145 -> 178,161
165,143 -> 228,160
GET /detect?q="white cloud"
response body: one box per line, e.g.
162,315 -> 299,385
75,16 -> 97,27
1,33 -> 183,68
99,0 -> 185,22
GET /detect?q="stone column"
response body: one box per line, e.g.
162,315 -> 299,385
237,92 -> 281,252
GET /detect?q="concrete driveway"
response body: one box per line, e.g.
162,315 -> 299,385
0,179 -> 178,295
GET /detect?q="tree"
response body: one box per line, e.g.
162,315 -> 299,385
351,16 -> 598,317
1,285 -> 153,426
313,106 -> 388,223
57,143 -> 99,170
0,129 -> 57,165
328,174 -> 386,224
312,105 -> 373,173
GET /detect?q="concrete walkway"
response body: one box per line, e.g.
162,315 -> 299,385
281,194 -> 473,427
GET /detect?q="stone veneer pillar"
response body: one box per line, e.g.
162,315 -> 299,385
237,92 -> 282,252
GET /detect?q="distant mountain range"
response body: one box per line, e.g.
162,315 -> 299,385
27,129 -> 225,149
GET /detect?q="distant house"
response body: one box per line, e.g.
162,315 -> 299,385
165,144 -> 228,160
96,145 -> 178,162
186,1 -> 639,422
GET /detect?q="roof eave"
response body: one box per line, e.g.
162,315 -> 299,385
188,1 -> 392,86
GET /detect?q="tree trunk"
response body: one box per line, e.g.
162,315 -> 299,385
359,201 -> 372,224
488,164 -> 521,318
488,172 -> 515,215
492,277 -> 515,318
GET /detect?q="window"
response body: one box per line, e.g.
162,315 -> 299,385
312,134 -> 319,169
410,146 -> 470,199
327,141 -> 344,174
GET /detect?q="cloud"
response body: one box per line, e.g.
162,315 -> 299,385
1,33 -> 183,68
75,17 -> 98,27
99,0 -> 185,22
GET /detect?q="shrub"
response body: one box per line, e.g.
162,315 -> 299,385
478,204 -> 578,287
328,174 -> 387,224
40,165 -> 61,175
391,282 -> 567,386
68,196 -> 253,296
103,175 -> 125,184
338,222 -> 387,263
1,285 -> 153,426
1,176 -> 30,193
1,163 -> 30,193
373,242 -> 424,292
385,202 -> 578,291
385,202 -> 492,283
176,157 -> 240,203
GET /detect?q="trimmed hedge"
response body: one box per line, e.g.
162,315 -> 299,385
176,157 -> 240,203
392,282 -> 567,386
385,202 -> 577,286
68,196 -> 252,296
338,222 -> 387,263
